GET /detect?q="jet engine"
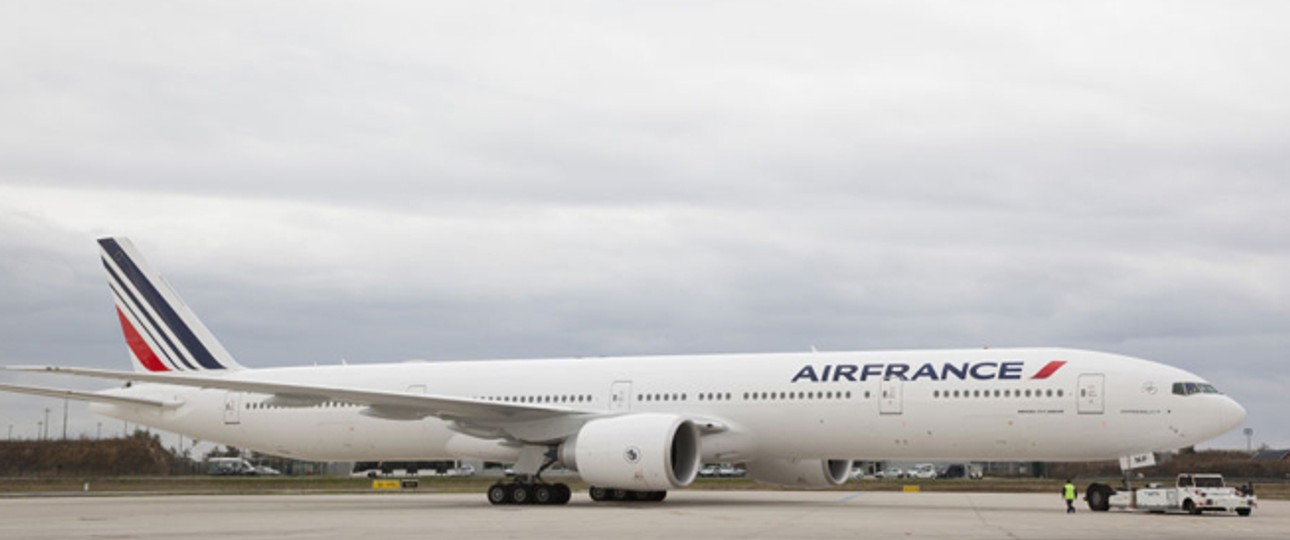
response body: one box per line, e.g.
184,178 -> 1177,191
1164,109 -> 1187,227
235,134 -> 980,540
745,458 -> 851,488
559,413 -> 701,491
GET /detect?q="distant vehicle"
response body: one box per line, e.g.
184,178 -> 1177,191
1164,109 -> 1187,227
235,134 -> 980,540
443,464 -> 476,477
713,464 -> 744,478
351,460 -> 453,477
1087,473 -> 1255,516
875,467 -> 904,479
698,465 -> 721,478
908,463 -> 937,480
937,463 -> 982,480
848,469 -> 867,481
206,457 -> 257,476
253,465 -> 282,476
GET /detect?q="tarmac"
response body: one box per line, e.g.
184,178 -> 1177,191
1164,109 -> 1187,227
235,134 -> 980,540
0,491 -> 1284,540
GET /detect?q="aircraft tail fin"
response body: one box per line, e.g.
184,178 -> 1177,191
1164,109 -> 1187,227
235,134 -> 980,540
98,237 -> 243,373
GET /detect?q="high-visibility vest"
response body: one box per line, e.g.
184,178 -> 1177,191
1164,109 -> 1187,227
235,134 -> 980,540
1064,484 -> 1077,500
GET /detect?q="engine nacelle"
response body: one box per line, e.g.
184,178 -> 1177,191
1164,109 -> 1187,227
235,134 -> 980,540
745,458 -> 851,488
560,414 -> 701,491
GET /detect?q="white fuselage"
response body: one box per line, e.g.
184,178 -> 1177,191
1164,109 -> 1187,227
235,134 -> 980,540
90,348 -> 1244,463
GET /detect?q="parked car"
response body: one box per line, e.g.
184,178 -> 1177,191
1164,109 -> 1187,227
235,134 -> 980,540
717,464 -> 745,478
206,457 -> 257,476
874,467 -> 904,479
938,463 -> 983,479
848,469 -> 868,481
443,464 -> 476,477
253,465 -> 282,476
699,465 -> 721,478
907,463 -> 937,480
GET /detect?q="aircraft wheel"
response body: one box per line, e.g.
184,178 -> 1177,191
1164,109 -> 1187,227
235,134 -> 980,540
589,486 -> 608,502
487,483 -> 510,505
553,483 -> 572,504
611,489 -> 630,501
510,483 -> 532,505
1086,484 -> 1111,512
533,484 -> 554,505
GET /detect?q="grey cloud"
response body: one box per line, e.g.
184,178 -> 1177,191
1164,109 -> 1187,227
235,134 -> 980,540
2,2 -> 1288,449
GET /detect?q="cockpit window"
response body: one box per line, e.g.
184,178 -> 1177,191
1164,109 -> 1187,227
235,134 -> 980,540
1172,381 -> 1222,396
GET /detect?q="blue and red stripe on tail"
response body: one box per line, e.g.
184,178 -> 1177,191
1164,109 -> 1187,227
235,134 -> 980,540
99,237 -> 242,373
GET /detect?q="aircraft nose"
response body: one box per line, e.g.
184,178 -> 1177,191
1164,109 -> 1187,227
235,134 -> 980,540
1225,396 -> 1248,427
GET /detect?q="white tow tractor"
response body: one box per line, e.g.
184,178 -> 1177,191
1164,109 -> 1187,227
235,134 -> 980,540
1085,473 -> 1255,516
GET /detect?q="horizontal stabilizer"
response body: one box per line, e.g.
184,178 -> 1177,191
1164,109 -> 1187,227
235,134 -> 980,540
0,382 -> 182,409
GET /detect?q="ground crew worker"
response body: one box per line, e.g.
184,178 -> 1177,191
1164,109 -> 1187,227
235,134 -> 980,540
1063,479 -> 1078,513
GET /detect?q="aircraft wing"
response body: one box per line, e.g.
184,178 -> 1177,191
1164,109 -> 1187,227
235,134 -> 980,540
4,365 -> 578,425
0,382 -> 183,409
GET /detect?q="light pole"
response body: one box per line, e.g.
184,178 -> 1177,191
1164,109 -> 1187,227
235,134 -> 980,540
97,422 -> 102,440
62,397 -> 69,440
7,424 -> 11,440
37,421 -> 43,441
1244,427 -> 1254,453
43,408 -> 50,440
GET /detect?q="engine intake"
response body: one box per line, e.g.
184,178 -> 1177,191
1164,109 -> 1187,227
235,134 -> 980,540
560,414 -> 701,491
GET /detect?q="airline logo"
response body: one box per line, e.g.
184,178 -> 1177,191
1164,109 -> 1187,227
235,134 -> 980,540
790,360 -> 1067,383
99,238 -> 234,372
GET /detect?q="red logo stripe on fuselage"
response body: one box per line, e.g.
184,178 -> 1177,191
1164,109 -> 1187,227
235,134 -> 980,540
1031,360 -> 1066,379
116,307 -> 170,372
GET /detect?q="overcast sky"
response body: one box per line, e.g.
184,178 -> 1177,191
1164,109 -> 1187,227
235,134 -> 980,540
2,2 -> 1287,452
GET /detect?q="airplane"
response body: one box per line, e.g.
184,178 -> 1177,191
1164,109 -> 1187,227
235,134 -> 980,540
0,237 -> 1247,505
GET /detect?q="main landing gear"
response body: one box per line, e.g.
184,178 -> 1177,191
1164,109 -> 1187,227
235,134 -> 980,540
487,481 -> 572,506
488,451 -> 573,506
588,486 -> 667,502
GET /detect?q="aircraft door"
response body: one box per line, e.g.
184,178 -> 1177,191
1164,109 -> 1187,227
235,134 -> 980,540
879,378 -> 903,415
223,392 -> 241,425
1077,373 -> 1105,414
609,381 -> 632,412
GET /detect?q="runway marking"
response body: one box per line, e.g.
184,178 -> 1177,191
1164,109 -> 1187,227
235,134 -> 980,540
836,492 -> 864,503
